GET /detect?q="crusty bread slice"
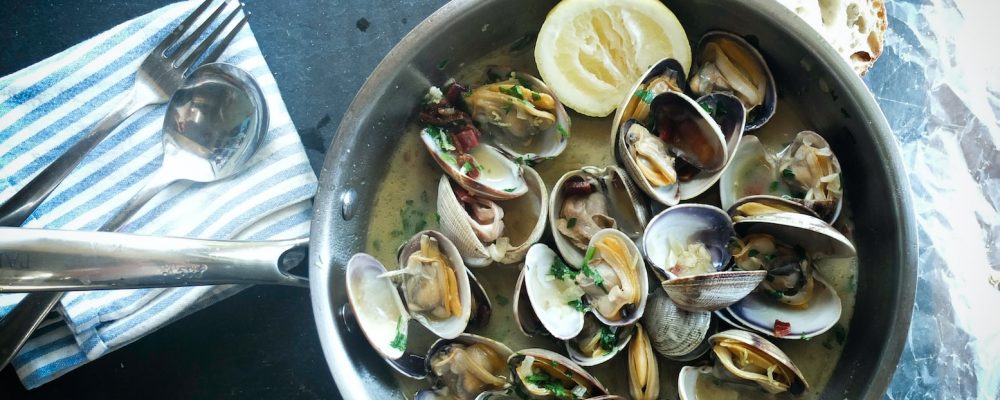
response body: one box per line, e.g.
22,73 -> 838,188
774,0 -> 888,75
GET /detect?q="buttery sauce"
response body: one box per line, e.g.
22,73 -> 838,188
363,45 -> 857,399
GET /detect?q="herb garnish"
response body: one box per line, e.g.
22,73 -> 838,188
598,326 -> 617,352
701,102 -> 715,115
767,290 -> 784,300
748,249 -> 760,258
580,246 -> 606,291
461,162 -> 474,175
525,373 -> 574,399
426,126 -> 455,151
549,258 -> 577,281
566,217 -> 577,229
635,89 -> 655,104
389,317 -> 407,351
436,59 -> 450,70
568,299 -> 587,312
769,180 -> 780,192
503,187 -> 517,193
557,123 -> 570,139
782,168 -> 795,179
532,92 -> 542,101
500,85 -> 525,100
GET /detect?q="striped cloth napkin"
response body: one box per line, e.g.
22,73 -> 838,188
0,1 -> 317,388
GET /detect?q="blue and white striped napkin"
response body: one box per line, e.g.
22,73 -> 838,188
0,1 -> 317,388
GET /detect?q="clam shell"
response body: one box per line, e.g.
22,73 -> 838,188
508,348 -> 610,398
424,333 -> 514,398
627,324 -> 660,400
396,230 -> 474,339
733,211 -> 856,258
709,329 -> 809,393
421,128 -> 528,201
467,269 -> 493,329
586,229 -> 649,327
777,130 -> 844,223
643,204 -> 764,312
468,71 -> 571,164
719,135 -> 778,211
677,365 -> 713,400
689,31 -> 777,130
550,166 -> 649,266
611,58 -> 689,140
727,194 -> 820,220
522,244 -> 585,340
565,315 -> 634,366
640,290 -> 712,361
512,268 -> 547,337
725,272 -> 842,338
345,253 -> 410,360
438,166 -> 548,267
677,92 -> 747,200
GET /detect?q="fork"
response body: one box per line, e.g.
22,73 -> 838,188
0,0 -> 249,369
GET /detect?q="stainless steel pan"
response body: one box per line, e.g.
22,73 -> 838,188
308,0 -> 917,399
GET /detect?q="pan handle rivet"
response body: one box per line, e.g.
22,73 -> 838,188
340,188 -> 357,220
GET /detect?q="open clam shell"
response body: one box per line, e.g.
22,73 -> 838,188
677,92 -> 747,200
728,194 -> 820,220
438,166 -> 548,267
345,253 -> 412,361
616,91 -> 728,206
521,243 -> 586,340
508,348 -> 610,399
720,131 -> 844,223
726,273 -> 842,338
733,211 -> 856,258
677,365 -> 713,400
512,267 -> 547,337
422,128 -> 528,201
549,166 -> 649,266
393,230 -> 474,339
611,58 -> 688,135
627,323 -> 660,400
565,314 -> 634,367
582,229 -> 649,326
465,71 -> 571,164
708,329 -> 809,394
420,333 -> 514,400
688,30 -> 777,130
640,290 -> 712,361
642,204 -> 765,312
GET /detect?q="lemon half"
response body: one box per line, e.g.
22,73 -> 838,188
535,0 -> 692,117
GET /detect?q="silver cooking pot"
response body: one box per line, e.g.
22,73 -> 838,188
309,0 -> 917,398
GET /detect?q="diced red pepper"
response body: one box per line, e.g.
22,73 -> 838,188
452,127 -> 480,153
563,177 -> 595,196
773,319 -> 792,337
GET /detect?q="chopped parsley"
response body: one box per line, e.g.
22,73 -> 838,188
701,102 -> 716,115
748,249 -> 760,258
557,123 -> 570,139
525,373 -> 575,399
426,126 -> 455,151
500,84 -> 525,100
433,212 -> 441,223
635,89 -> 655,104
513,156 -> 537,167
567,299 -> 587,312
389,317 -> 406,351
598,326 -> 617,352
460,162 -> 474,175
532,92 -> 542,101
566,217 -> 577,229
549,257 -> 577,281
371,239 -> 381,252
767,290 -> 784,300
769,180 -> 780,192
495,294 -> 510,306
782,168 -> 795,179
580,246 -> 606,291
503,187 -> 517,193
436,59 -> 450,70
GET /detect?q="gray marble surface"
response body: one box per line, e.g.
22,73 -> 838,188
1,0 -> 998,398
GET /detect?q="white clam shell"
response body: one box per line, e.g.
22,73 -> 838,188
508,348 -> 610,398
709,329 -> 809,393
733,211 -> 856,258
522,243 -> 585,340
421,128 -> 527,201
724,273 -> 842,338
549,166 -> 649,266
678,93 -> 746,200
565,316 -> 634,367
437,166 -> 548,267
395,230 -> 474,339
689,30 -> 778,130
587,228 -> 649,326
345,253 -> 410,360
677,365 -> 713,400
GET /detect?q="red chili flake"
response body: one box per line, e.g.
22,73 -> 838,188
773,319 -> 792,337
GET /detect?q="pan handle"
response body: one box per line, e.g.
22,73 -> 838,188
0,227 -> 308,292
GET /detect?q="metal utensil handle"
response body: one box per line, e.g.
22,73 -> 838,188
0,292 -> 60,368
0,228 -> 309,292
0,94 -> 145,226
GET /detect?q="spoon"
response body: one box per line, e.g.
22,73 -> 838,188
0,62 -> 268,369
103,62 -> 269,228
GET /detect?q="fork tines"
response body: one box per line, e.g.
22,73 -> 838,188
156,0 -> 250,73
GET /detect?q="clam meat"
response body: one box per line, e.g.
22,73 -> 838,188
731,233 -> 815,306
556,178 -> 616,250
688,31 -> 777,130
510,349 -> 609,399
709,330 -> 808,394
627,324 -> 659,400
428,343 -> 509,399
778,131 -> 843,221
576,230 -> 643,324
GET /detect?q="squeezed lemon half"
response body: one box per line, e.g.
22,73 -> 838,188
535,0 -> 692,117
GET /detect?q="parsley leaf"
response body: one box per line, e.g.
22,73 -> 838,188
748,249 -> 760,258
635,89 -> 655,104
567,299 -> 587,312
566,217 -> 577,228
460,162 -> 474,175
389,317 -> 406,351
701,102 -> 716,115
769,180 -> 780,192
549,257 -> 577,281
525,373 -> 574,399
503,187 -> 517,193
532,92 -> 542,101
598,326 -> 617,352
557,123 -> 570,139
782,168 -> 795,179
580,246 -> 606,291
426,127 -> 455,152
500,85 -> 525,100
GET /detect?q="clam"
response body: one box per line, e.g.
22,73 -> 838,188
720,131 -> 844,223
437,165 -> 548,267
677,93 -> 747,200
627,323 -> 659,400
422,128 -> 528,201
465,71 -> 571,163
612,58 -> 688,131
640,290 -> 712,361
728,194 -> 820,220
642,204 -> 765,312
517,231 -> 648,340
417,334 -> 514,400
688,31 -> 777,130
565,314 -> 633,366
724,211 -> 855,338
508,348 -> 610,399
708,330 -> 808,394
549,166 -> 649,266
